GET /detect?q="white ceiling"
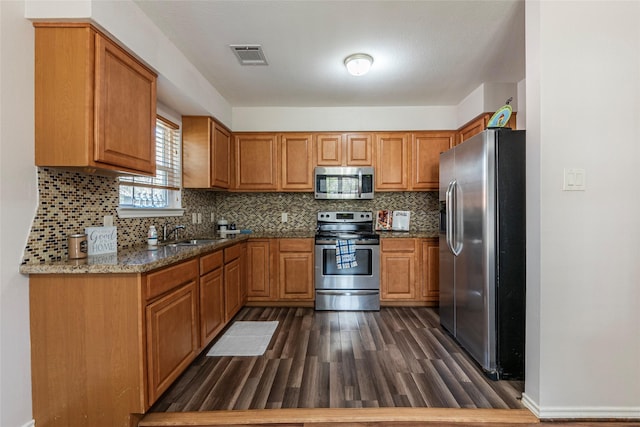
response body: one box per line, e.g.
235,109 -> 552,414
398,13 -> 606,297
133,0 -> 525,108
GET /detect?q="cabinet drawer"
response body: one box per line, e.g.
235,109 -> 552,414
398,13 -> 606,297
146,259 -> 198,301
381,239 -> 416,252
200,250 -> 223,276
224,243 -> 242,263
279,238 -> 313,252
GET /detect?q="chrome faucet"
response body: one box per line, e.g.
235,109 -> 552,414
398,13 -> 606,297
163,224 -> 185,241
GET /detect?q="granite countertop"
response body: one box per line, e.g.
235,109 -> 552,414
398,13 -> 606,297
19,229 -> 437,275
19,230 -> 316,275
377,230 -> 439,239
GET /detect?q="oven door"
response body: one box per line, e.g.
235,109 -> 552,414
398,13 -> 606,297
314,243 -> 380,290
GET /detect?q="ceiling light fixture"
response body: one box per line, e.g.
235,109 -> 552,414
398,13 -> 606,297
344,53 -> 373,76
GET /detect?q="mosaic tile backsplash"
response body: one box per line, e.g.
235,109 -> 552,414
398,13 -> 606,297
22,168 -> 438,263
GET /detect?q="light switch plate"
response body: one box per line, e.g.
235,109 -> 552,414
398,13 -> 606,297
563,168 -> 586,191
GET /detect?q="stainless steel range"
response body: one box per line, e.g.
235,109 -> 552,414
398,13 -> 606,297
314,211 -> 380,311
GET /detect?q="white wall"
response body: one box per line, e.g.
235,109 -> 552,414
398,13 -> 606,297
0,2 -> 37,426
231,106 -> 458,132
523,0 -> 640,419
232,83 -> 519,132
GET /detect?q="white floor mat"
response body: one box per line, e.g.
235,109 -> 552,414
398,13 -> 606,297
206,321 -> 279,357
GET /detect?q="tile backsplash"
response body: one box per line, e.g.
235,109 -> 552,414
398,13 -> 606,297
22,168 -> 438,264
214,191 -> 439,233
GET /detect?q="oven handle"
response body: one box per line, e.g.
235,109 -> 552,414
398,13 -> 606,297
315,243 -> 380,249
316,290 -> 380,296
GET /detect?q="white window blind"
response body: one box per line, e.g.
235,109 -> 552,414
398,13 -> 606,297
119,116 -> 181,209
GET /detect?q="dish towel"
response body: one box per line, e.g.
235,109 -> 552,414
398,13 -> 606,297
336,239 -> 358,269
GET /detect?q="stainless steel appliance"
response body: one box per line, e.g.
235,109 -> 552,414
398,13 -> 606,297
314,166 -> 374,200
314,211 -> 380,310
439,128 -> 526,380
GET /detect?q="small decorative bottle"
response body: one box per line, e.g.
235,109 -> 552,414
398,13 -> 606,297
147,225 -> 158,249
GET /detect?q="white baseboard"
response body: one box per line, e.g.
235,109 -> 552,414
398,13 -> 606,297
20,420 -> 35,427
521,393 -> 640,420
521,393 -> 540,417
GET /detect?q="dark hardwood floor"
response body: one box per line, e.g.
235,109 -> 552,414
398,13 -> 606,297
143,307 -> 639,426
151,307 -> 524,412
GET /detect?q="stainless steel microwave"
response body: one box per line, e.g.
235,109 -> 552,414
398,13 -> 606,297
314,166 -> 374,199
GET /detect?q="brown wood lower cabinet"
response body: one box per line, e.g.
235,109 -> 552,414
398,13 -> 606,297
421,238 -> 440,304
381,238 -> 418,300
199,250 -> 225,347
246,239 -> 274,300
30,273 -> 147,427
224,244 -> 243,321
246,238 -> 314,305
380,237 -> 439,306
145,279 -> 199,404
277,238 -> 314,301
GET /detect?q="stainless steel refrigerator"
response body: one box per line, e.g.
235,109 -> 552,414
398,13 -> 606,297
439,128 -> 525,380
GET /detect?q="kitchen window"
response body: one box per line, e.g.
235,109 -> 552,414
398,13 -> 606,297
117,115 -> 184,218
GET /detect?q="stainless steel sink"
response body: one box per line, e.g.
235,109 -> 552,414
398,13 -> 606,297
162,239 -> 220,247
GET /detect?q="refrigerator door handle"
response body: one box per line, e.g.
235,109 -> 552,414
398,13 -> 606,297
445,180 -> 457,255
451,180 -> 463,256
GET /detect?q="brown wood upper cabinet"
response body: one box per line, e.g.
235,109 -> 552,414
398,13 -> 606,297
182,116 -> 231,189
316,133 -> 373,166
375,133 -> 410,190
34,23 -> 157,176
411,132 -> 454,190
456,112 -> 517,146
374,131 -> 454,191
234,133 -> 279,190
280,133 -> 314,191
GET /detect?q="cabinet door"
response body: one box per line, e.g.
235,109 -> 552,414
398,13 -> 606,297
457,114 -> 488,146
200,267 -> 224,347
411,132 -> 454,190
345,133 -> 373,166
94,33 -> 156,174
280,133 -> 314,191
375,133 -> 410,190
234,133 -> 278,190
182,116 -> 212,188
247,240 -> 273,300
380,239 -> 417,300
212,122 -> 231,189
225,257 -> 242,321
456,113 -> 517,146
421,239 -> 440,304
240,242 -> 248,304
146,281 -> 198,405
278,239 -> 314,300
316,133 -> 344,166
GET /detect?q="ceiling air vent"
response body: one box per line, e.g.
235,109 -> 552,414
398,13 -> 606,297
229,45 -> 268,66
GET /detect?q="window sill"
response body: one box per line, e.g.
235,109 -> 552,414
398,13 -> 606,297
117,207 -> 185,219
